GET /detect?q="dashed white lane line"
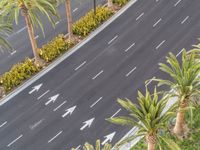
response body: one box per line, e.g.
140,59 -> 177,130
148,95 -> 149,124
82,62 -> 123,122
29,119 -> 44,130
176,49 -> 184,57
7,134 -> 23,147
181,16 -> 189,24
55,21 -> 60,25
37,90 -> 50,100
75,145 -> 81,150
90,97 -> 103,108
53,101 -> 67,112
48,131 -> 63,143
16,26 -> 27,34
153,18 -> 162,27
136,12 -> 144,21
73,8 -> 78,12
174,0 -> 182,7
156,40 -> 166,50
125,42 -> 135,52
92,70 -> 104,80
108,35 -> 118,45
35,35 -> 39,39
10,50 -> 16,55
126,67 -> 137,77
75,61 -> 86,71
111,109 -> 121,118
0,121 -> 7,128
145,77 -> 155,86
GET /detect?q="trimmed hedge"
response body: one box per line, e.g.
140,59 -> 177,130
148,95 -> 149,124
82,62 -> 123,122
72,6 -> 113,37
39,34 -> 73,62
113,0 -> 129,6
0,58 -> 40,92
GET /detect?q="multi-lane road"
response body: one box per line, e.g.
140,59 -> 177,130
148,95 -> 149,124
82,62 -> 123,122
0,0 -> 200,149
0,0 -> 104,75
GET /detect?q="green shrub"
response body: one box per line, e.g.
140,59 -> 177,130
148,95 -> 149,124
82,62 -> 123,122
39,34 -> 73,62
0,58 -> 40,92
113,0 -> 129,6
72,6 -> 113,37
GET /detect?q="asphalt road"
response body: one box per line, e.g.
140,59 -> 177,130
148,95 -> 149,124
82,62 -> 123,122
0,0 -> 105,75
0,0 -> 200,149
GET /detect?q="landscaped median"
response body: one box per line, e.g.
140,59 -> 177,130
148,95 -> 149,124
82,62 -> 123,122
0,1 -> 131,98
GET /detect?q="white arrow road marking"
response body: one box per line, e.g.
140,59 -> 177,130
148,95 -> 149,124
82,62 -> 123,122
101,132 -> 116,145
80,118 -> 95,131
29,83 -> 43,94
45,94 -> 59,106
48,131 -> 62,143
7,134 -> 23,147
62,105 -> 77,118
0,121 -> 7,128
54,101 -> 67,112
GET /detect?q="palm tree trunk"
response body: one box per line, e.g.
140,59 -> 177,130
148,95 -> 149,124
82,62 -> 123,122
21,6 -> 43,66
146,135 -> 156,150
108,0 -> 113,8
173,105 -> 186,136
65,0 -> 73,41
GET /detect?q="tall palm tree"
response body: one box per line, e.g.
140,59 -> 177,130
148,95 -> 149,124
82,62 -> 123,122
0,0 -> 58,66
57,0 -> 73,42
71,139 -> 112,150
153,50 -> 200,137
108,87 -> 179,150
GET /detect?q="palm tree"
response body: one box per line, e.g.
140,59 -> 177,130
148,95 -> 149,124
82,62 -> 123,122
0,0 -> 58,66
153,50 -> 200,137
57,0 -> 73,42
71,139 -> 112,150
108,87 -> 179,150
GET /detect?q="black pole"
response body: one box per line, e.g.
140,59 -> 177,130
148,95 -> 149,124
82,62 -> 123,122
93,0 -> 96,15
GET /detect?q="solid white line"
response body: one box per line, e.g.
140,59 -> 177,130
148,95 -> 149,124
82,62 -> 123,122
37,90 -> 50,100
108,35 -> 118,45
125,43 -> 135,52
48,131 -> 62,143
0,121 -> 7,128
92,70 -> 104,80
136,12 -> 144,21
176,49 -> 184,57
16,26 -> 27,34
126,67 -> 137,77
7,134 -> 23,147
35,35 -> 39,39
10,50 -> 16,55
174,0 -> 181,6
90,97 -> 103,108
75,61 -> 86,71
111,109 -> 121,118
53,101 -> 67,112
156,40 -> 166,50
181,16 -> 189,24
73,8 -> 78,12
55,21 -> 60,25
153,18 -> 162,27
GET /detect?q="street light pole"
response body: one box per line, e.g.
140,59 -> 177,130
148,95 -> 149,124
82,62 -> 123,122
93,0 -> 96,15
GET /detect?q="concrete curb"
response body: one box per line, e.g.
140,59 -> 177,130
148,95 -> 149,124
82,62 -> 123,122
0,0 -> 138,106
